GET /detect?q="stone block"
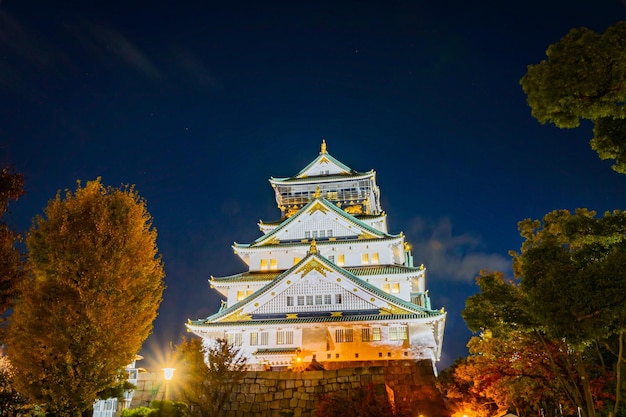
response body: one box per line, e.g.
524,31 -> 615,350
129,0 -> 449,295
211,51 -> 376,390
301,370 -> 324,379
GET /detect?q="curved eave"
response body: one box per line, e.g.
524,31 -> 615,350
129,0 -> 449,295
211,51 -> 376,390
187,311 -> 445,329
233,234 -> 404,251
211,271 -> 282,285
210,263 -> 422,285
270,171 -> 374,184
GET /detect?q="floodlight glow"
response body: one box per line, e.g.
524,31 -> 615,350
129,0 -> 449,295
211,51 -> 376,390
162,367 -> 175,381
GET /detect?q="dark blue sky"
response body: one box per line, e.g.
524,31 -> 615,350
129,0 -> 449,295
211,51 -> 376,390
2,0 -> 625,369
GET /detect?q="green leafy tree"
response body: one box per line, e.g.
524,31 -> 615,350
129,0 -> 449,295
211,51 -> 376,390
464,209 -> 626,417
120,401 -> 189,417
520,22 -> 626,173
0,167 -> 25,332
174,337 -> 247,417
5,178 -> 165,417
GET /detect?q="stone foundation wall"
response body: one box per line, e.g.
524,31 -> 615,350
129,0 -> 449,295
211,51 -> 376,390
131,360 -> 449,417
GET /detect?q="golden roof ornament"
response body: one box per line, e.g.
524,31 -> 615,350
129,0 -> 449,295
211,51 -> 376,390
310,239 -> 317,254
321,139 -> 327,154
314,185 -> 321,198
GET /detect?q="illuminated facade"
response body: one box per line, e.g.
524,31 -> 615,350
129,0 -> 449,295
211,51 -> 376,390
187,141 -> 446,371
92,356 -> 142,417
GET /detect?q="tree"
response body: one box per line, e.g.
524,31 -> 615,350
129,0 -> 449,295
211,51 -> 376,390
0,352 -> 31,416
438,330 -> 580,417
174,337 -> 247,417
0,167 -> 25,330
520,22 -> 626,173
120,401 -> 189,417
5,178 -> 165,416
464,209 -> 626,417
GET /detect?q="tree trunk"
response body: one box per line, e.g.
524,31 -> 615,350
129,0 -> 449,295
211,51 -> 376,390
609,330 -> 624,417
575,350 -> 596,417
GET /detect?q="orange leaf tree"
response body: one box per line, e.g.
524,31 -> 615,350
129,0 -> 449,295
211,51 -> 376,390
5,178 -> 165,416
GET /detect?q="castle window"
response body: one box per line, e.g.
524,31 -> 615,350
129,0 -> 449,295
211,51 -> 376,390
260,259 -> 268,271
372,327 -> 381,341
319,230 -> 325,238
305,231 -> 311,239
227,333 -> 242,346
324,294 -> 332,304
236,291 -> 245,301
391,283 -> 401,294
335,294 -> 342,304
312,231 -> 318,238
382,283 -> 390,293
297,296 -> 305,306
389,326 -> 408,341
372,252 -> 379,264
270,259 -> 278,270
260,332 -> 268,345
362,328 -> 371,342
286,296 -> 294,306
250,332 -> 258,346
327,229 -> 333,237
337,255 -> 344,266
306,295 -> 314,305
277,330 -> 293,345
361,253 -> 369,265
328,255 -> 335,263
315,295 -> 323,305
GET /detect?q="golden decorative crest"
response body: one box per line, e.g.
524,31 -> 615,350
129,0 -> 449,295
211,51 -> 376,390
358,231 -> 377,239
294,258 -> 332,278
330,311 -> 343,317
321,139 -> 327,154
286,313 -> 299,319
314,186 -> 321,198
223,309 -> 252,322
308,201 -> 329,215
309,239 -> 317,254
379,304 -> 410,315
262,236 -> 280,246
345,204 -> 363,214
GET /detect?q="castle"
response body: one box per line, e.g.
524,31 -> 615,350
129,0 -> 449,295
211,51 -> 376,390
187,141 -> 446,372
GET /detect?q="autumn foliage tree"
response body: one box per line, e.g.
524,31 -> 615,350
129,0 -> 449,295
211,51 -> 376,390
0,167 -> 25,332
463,209 -> 626,417
520,22 -> 626,173
174,337 -> 247,417
438,328 -> 582,417
5,178 -> 165,416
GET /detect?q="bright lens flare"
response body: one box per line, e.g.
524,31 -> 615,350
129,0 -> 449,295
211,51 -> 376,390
162,367 -> 176,381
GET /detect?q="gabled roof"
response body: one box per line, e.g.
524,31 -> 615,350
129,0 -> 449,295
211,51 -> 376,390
190,251 -> 442,327
269,140 -> 369,183
211,264 -> 424,284
237,196 -> 392,248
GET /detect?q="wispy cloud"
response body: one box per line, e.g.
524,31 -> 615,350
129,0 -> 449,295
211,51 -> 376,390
406,217 -> 510,282
75,20 -> 162,80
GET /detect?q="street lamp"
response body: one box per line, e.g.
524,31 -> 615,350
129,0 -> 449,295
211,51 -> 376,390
162,368 -> 175,400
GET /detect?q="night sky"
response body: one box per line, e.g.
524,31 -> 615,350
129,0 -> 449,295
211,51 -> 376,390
2,0 -> 626,370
